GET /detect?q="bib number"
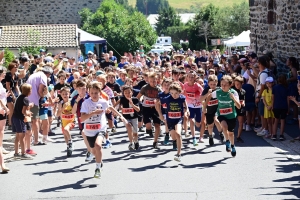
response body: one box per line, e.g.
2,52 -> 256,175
122,108 -> 134,115
219,108 -> 233,115
162,103 -> 167,109
186,92 -> 196,99
61,114 -> 74,119
86,123 -> 101,130
168,112 -> 181,119
145,100 -> 155,106
208,99 -> 218,106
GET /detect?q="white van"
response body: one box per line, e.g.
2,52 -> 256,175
154,36 -> 173,50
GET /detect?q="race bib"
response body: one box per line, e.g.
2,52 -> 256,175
145,100 -> 155,106
122,108 -> 134,114
219,108 -> 233,115
186,92 -> 196,99
193,101 -> 202,107
168,112 -> 182,119
162,103 -> 167,109
61,114 -> 74,119
86,123 -> 101,130
208,99 -> 218,106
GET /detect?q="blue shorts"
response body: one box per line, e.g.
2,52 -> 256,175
12,116 -> 26,133
167,119 -> 183,131
47,110 -> 53,117
189,107 -> 202,123
244,102 -> 256,112
258,100 -> 264,116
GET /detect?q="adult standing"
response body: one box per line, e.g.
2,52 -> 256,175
29,55 -> 41,75
27,66 -> 53,145
0,66 -> 9,173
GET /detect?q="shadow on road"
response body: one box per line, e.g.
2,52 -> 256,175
33,163 -> 90,176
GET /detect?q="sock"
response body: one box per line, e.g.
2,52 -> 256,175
96,163 -> 101,169
231,145 -> 235,148
68,139 -> 72,144
226,140 -> 230,143
193,136 -> 196,140
43,135 -> 47,140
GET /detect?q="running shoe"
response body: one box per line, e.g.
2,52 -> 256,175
114,118 -> 118,128
43,137 -> 54,143
254,127 -> 263,133
48,131 -> 56,136
134,142 -> 140,150
209,136 -> 214,146
138,127 -> 145,132
236,137 -> 244,143
193,138 -> 198,146
164,134 -> 170,145
231,146 -> 236,157
257,129 -> 268,136
198,137 -> 204,143
245,125 -> 253,132
103,141 -> 112,149
85,152 -> 94,162
219,133 -> 225,143
67,143 -> 73,157
271,135 -> 277,141
174,154 -> 181,162
26,149 -> 37,156
279,135 -> 285,141
20,154 -> 34,160
14,153 -> 21,159
172,140 -> 177,150
94,168 -> 101,179
128,143 -> 135,151
265,134 -> 272,139
225,140 -> 231,152
185,132 -> 190,138
153,141 -> 159,149
111,127 -> 117,133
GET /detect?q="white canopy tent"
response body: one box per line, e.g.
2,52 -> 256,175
224,30 -> 251,47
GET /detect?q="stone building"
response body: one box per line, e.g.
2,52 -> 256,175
0,0 -> 102,26
249,0 -> 300,68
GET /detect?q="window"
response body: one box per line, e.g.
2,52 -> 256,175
165,39 -> 168,43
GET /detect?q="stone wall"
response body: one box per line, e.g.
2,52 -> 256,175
0,0 -> 102,26
249,0 -> 300,64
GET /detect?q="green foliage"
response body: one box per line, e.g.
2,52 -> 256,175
79,0 -> 157,56
181,42 -> 189,51
136,0 -> 169,15
155,7 -> 181,36
172,42 -> 181,51
3,48 -> 15,68
19,29 -> 45,56
165,25 -> 190,43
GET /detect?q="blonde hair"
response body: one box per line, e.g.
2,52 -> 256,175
21,83 -> 32,96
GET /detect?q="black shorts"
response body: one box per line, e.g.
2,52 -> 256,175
167,119 -> 183,131
25,122 -> 32,131
105,112 -> 113,120
142,106 -> 161,125
86,132 -> 105,148
205,113 -> 216,125
273,109 -> 288,120
12,116 -> 26,133
217,116 -> 236,132
236,108 -> 246,116
0,114 -> 7,121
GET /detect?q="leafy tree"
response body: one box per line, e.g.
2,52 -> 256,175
136,0 -> 169,15
227,2 -> 250,36
19,29 -> 45,56
79,0 -> 157,56
197,21 -> 211,50
3,48 -> 15,68
155,7 -> 181,35
164,25 -> 190,43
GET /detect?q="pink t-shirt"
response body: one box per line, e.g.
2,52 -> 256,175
183,82 -> 203,108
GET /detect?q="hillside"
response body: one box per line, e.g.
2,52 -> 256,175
128,0 -> 246,10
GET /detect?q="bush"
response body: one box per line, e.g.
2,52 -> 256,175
4,48 -> 15,68
172,42 -> 181,51
181,42 -> 189,51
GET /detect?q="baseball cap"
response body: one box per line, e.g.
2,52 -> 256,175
248,52 -> 257,58
88,51 -> 94,55
61,51 -> 66,54
40,49 -> 46,52
265,77 -> 274,83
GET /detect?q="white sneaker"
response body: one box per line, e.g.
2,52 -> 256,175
254,127 -> 263,133
85,152 -> 94,162
43,137 -> 54,143
257,129 -> 268,136
38,133 -> 43,138
185,132 -> 190,138
198,137 -> 204,143
246,125 -> 252,132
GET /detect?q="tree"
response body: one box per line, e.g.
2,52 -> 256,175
155,7 -> 181,35
136,0 -> 169,15
79,0 -> 157,56
197,21 -> 211,50
3,48 -> 15,68
19,29 -> 45,56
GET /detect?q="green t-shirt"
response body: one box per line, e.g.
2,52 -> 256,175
212,88 -> 239,119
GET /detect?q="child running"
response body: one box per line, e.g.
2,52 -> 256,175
115,85 -> 140,150
208,75 -> 241,157
156,82 -> 189,162
57,87 -> 75,157
80,82 -> 126,178
183,71 -> 203,146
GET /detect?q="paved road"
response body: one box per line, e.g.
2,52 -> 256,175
1,119 -> 300,200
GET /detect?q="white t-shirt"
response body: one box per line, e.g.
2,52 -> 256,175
80,98 -> 109,137
0,83 -> 7,107
256,69 -> 268,92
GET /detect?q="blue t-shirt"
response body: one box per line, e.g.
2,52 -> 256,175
110,56 -> 117,63
159,91 -> 170,114
118,62 -> 128,69
39,97 -> 48,115
242,83 -> 255,103
116,78 -> 125,87
272,84 -> 288,109
67,75 -> 74,84
160,94 -> 185,123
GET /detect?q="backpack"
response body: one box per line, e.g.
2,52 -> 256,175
257,69 -> 276,85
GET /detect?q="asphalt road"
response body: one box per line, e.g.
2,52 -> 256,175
1,119 -> 300,200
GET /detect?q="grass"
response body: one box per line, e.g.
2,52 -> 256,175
128,0 -> 246,10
